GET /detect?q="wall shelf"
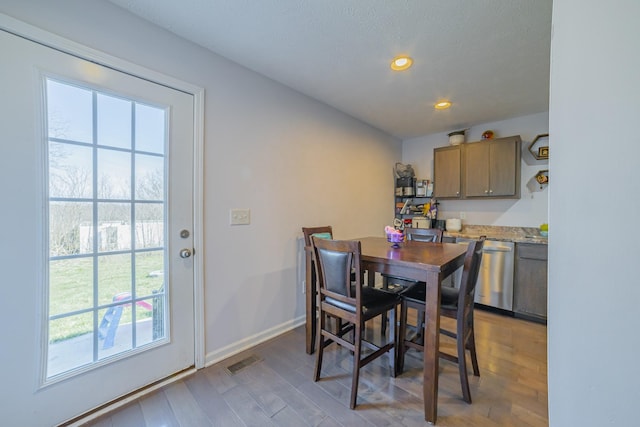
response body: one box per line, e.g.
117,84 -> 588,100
526,169 -> 549,192
527,133 -> 549,160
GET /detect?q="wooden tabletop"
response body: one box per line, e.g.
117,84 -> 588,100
357,236 -> 467,279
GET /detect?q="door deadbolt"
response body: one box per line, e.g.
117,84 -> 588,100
180,229 -> 190,238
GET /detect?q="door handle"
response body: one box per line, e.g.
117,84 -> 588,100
179,248 -> 192,258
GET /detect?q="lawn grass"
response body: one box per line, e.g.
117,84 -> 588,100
49,250 -> 164,342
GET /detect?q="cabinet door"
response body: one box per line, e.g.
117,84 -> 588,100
464,137 -> 520,198
464,143 -> 490,197
489,140 -> 518,196
433,146 -> 461,198
514,244 -> 547,319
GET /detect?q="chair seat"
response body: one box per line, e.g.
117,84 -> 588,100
326,287 -> 400,316
401,282 -> 459,308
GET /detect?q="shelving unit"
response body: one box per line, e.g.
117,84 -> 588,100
394,196 -> 431,220
394,175 -> 433,227
523,134 -> 550,193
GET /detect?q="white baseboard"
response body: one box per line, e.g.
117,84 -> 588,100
204,316 -> 306,367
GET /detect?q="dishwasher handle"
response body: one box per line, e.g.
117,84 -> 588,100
482,246 -> 513,253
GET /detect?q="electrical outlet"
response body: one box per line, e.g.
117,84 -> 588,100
230,208 -> 250,225
460,212 -> 466,219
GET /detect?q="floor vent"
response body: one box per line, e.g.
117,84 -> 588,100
225,354 -> 261,375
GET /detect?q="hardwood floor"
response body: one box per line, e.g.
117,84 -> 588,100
83,310 -> 547,427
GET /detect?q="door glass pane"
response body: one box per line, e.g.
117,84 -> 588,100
45,78 -> 167,380
47,80 -> 93,144
48,313 -> 94,377
97,253 -> 132,306
97,305 -> 133,358
135,103 -> 165,154
49,142 -> 93,199
135,203 -> 164,249
135,251 -> 164,298
49,201 -> 93,256
97,93 -> 131,149
135,302 -> 155,347
135,154 -> 164,200
49,258 -> 93,315
97,202 -> 131,252
97,148 -> 131,199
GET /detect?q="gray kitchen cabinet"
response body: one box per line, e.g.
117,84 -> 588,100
463,135 -> 521,198
433,145 -> 462,198
513,243 -> 547,322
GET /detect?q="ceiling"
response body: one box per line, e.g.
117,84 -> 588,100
108,0 -> 553,140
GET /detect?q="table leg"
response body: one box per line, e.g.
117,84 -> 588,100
367,269 -> 375,287
423,270 -> 442,424
305,247 -> 316,354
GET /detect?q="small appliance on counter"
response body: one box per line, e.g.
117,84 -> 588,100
396,176 -> 415,196
446,218 -> 462,232
412,216 -> 430,229
415,179 -> 429,197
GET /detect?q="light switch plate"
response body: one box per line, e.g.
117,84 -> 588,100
230,208 -> 250,225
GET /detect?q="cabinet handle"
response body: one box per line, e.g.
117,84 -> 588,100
484,190 -> 489,194
489,189 -> 493,194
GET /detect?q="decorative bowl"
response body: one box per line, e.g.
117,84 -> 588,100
539,230 -> 548,237
387,232 -> 404,248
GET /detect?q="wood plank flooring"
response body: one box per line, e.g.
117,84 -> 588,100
82,310 -> 547,426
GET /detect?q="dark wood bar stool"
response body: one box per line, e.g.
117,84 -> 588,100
302,226 -> 358,353
398,236 -> 485,404
311,237 -> 400,409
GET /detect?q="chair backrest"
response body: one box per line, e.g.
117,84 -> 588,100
311,237 -> 362,307
406,227 -> 443,243
302,226 -> 333,247
456,236 -> 486,316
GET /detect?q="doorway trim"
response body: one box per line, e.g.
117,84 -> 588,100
0,13 -> 206,372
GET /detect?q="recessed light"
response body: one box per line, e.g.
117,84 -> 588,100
391,55 -> 413,71
434,100 -> 452,110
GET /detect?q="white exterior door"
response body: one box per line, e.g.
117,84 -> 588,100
0,28 -> 197,426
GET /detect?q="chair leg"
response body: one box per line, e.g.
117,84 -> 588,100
416,308 -> 425,344
468,324 -> 480,377
314,312 -> 326,382
385,305 -> 397,377
381,276 -> 389,334
457,321 -> 472,403
350,321 -> 363,409
396,301 -> 408,375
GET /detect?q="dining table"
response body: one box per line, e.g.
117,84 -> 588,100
304,235 -> 469,424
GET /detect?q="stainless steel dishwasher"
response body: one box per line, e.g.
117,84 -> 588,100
452,238 -> 515,311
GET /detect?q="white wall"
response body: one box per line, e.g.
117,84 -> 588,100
548,1 -> 640,426
402,112 -> 549,227
0,0 -> 400,367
